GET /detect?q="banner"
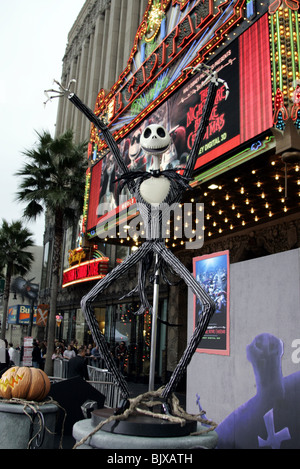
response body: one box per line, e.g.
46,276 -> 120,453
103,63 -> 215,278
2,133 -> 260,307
87,14 -> 272,235
193,250 -> 230,355
7,305 -> 37,325
36,304 -> 49,326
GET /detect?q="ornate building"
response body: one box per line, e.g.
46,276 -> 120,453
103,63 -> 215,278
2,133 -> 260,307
39,0 -> 300,392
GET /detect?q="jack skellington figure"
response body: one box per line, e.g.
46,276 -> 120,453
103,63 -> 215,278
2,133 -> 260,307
45,66 -> 225,408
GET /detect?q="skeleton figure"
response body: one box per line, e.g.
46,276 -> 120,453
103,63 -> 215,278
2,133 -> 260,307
45,67 -> 223,409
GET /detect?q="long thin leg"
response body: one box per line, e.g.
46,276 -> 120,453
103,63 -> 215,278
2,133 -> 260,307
81,242 -> 153,399
152,242 -> 215,399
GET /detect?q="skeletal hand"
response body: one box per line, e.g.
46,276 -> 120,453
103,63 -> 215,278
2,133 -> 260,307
44,79 -> 76,105
184,62 -> 229,99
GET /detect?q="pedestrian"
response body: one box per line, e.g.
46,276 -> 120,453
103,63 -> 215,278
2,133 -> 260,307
67,346 -> 89,380
52,346 -> 63,360
32,340 -> 42,368
63,344 -> 76,360
0,339 -> 10,375
8,343 -> 17,365
115,341 -> 128,375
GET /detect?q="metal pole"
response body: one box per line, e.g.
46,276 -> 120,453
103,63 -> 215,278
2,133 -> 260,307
28,299 -> 34,337
148,253 -> 160,392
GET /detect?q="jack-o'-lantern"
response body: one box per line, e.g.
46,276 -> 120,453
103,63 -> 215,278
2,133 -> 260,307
0,366 -> 50,401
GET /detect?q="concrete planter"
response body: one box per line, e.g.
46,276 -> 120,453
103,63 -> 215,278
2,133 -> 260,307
73,419 -> 218,449
0,401 -> 58,449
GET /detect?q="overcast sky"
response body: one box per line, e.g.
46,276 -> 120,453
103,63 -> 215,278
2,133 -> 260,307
0,0 -> 85,246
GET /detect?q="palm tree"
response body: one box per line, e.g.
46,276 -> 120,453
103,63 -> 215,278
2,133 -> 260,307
0,220 -> 34,341
15,129 -> 88,375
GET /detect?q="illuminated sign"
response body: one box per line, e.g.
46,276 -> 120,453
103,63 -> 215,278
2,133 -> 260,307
86,14 -> 273,235
68,248 -> 86,266
62,257 -> 109,288
90,0 -> 246,149
112,0 -> 213,116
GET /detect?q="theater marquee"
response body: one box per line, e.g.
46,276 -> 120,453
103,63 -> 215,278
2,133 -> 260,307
86,11 -> 272,237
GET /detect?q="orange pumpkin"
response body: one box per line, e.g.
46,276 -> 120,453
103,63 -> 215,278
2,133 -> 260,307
0,366 -> 51,401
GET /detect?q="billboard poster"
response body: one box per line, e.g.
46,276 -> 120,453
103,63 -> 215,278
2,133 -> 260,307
7,306 -> 18,324
168,38 -> 240,171
87,41 -> 240,234
193,250 -> 230,355
17,305 -> 37,325
87,14 -> 272,236
7,305 -> 37,325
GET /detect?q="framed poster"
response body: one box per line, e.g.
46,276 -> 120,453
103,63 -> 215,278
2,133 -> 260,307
193,250 -> 230,355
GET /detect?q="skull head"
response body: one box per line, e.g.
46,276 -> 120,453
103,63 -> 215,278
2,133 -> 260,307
140,124 -> 171,155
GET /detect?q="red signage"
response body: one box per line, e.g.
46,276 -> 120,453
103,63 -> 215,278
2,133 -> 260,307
86,14 -> 272,237
113,0 -> 213,118
62,257 -> 109,288
90,0 -> 245,148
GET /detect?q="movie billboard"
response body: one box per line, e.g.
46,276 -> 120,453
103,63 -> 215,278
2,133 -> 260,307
193,250 -> 230,355
87,14 -> 272,235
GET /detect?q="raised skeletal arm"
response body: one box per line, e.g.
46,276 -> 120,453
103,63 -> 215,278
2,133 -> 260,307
183,65 -> 229,179
44,80 -> 129,176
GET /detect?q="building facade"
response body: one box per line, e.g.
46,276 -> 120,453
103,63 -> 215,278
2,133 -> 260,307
39,0 -> 300,400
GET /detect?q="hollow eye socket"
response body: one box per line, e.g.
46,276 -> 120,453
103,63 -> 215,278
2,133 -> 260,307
144,127 -> 152,138
157,127 -> 166,138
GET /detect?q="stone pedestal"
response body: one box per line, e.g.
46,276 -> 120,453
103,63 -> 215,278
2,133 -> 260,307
73,418 -> 218,449
0,401 -> 58,449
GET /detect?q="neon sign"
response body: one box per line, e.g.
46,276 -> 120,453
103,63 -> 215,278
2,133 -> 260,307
62,257 -> 109,288
68,248 -> 86,266
90,0 -> 246,151
86,13 -> 273,236
115,2 -> 211,109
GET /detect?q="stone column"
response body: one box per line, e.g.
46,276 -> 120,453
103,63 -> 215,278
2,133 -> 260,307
99,8 -> 111,90
88,13 -> 105,104
73,38 -> 90,142
115,0 -> 127,77
64,58 -> 78,132
102,0 -> 122,88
